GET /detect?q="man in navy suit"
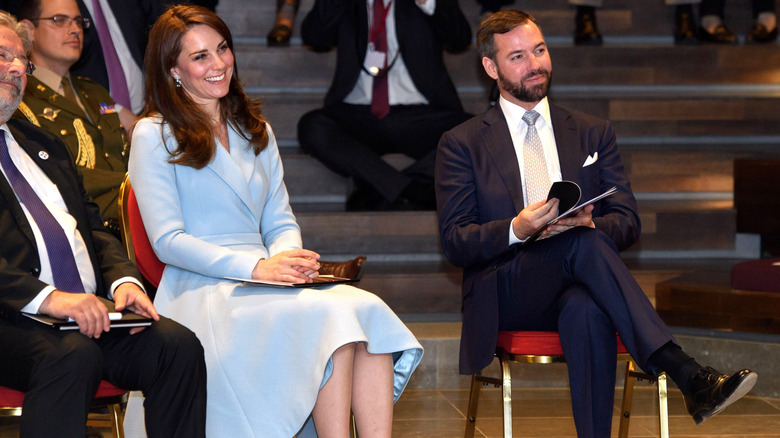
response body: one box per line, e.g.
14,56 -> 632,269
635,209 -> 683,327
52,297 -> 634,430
435,10 -> 757,437
0,11 -> 206,437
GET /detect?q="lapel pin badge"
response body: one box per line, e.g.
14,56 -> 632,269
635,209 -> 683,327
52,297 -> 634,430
38,151 -> 49,160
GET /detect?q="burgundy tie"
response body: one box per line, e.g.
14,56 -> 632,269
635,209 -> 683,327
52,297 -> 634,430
370,0 -> 390,119
90,0 -> 132,110
0,134 -> 85,293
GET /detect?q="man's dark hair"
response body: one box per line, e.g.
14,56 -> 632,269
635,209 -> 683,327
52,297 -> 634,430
477,10 -> 542,61
15,0 -> 43,23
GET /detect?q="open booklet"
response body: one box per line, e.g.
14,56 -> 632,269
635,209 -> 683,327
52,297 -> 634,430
226,275 -> 356,289
22,297 -> 154,330
521,181 -> 617,246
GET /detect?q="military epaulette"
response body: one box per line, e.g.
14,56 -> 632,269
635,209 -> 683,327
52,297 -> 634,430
73,75 -> 96,84
16,102 -> 41,127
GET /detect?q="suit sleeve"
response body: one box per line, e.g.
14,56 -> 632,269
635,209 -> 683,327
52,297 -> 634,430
586,121 -> 641,251
436,129 -> 515,269
301,0 -> 350,50
427,0 -> 472,52
50,129 -> 140,292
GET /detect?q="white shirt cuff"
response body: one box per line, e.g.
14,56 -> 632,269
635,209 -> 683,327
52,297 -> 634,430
109,277 -> 146,300
417,0 -> 436,16
21,285 -> 56,314
509,217 -> 526,245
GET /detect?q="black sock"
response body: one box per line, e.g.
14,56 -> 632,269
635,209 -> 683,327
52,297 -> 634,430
647,341 -> 703,394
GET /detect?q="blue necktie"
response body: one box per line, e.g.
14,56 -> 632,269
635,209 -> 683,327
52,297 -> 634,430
0,133 -> 85,293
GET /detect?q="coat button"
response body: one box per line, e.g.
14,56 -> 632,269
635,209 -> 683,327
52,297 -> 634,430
60,129 -> 67,135
30,267 -> 41,275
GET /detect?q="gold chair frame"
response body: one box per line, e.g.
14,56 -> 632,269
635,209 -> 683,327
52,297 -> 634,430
465,348 -> 669,438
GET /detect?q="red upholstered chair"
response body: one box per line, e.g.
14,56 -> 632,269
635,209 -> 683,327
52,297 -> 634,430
465,331 -> 669,438
118,174 -> 166,288
0,380 -> 128,437
731,257 -> 780,293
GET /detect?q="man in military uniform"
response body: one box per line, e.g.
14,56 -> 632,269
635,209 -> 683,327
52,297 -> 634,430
13,0 -> 133,230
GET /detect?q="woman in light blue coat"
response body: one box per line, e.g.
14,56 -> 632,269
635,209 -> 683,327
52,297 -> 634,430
128,6 -> 422,437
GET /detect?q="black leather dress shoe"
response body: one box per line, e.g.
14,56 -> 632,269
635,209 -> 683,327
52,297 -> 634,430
574,12 -> 603,46
674,10 -> 699,45
267,24 -> 292,46
683,367 -> 757,425
747,23 -> 778,44
698,24 -> 738,44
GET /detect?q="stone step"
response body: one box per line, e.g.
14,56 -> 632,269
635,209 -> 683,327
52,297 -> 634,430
238,39 -> 780,89
282,146 -> 780,203
261,89 -> 780,141
236,44 -> 780,90
296,200 -> 742,259
217,0 -> 768,39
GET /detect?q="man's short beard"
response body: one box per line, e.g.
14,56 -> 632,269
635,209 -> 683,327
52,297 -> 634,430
497,66 -> 552,103
0,74 -> 22,123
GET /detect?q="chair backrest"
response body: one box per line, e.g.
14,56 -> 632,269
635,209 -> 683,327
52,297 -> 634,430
118,174 -> 165,288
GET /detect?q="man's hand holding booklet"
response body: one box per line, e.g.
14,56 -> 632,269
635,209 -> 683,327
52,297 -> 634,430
522,181 -> 617,246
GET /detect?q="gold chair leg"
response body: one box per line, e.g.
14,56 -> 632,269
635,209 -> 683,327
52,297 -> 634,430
499,351 -> 513,438
618,360 -> 636,438
350,412 -> 358,438
109,402 -> 125,438
657,373 -> 669,438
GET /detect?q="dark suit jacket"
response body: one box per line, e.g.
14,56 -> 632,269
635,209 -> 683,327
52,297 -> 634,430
435,103 -> 641,374
301,0 -> 471,111
71,0 -> 166,93
0,118 -> 141,324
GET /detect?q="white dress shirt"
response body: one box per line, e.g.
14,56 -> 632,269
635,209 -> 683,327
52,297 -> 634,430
500,97 -> 563,245
343,0 -> 435,106
0,125 -> 139,313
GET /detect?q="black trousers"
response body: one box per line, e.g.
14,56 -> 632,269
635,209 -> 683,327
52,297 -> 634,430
496,228 -> 675,438
298,103 -> 472,202
700,0 -> 776,18
0,316 -> 206,438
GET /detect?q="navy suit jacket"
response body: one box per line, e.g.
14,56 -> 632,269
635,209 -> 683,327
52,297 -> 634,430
435,103 -> 641,374
301,0 -> 471,111
0,119 -> 140,324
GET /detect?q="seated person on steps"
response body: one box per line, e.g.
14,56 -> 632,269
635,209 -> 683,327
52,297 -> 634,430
297,0 -> 473,211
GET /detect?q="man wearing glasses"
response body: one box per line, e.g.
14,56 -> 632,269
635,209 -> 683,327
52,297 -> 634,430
12,0 -> 132,235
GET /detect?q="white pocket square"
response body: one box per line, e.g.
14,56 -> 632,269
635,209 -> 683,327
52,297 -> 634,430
582,152 -> 598,167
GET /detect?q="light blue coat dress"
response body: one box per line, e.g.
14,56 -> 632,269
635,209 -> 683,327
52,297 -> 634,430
128,117 -> 423,437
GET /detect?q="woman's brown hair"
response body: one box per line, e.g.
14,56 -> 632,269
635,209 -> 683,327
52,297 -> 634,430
142,5 -> 268,168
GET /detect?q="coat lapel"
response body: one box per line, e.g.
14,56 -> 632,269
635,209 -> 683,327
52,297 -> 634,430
481,105 -> 525,212
204,127 -> 258,218
550,104 -> 585,181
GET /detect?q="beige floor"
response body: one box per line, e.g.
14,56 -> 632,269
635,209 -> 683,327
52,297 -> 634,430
3,386 -> 779,437
392,387 -> 780,437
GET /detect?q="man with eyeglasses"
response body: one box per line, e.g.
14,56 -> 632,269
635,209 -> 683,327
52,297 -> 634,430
11,0 -> 132,236
0,9 -> 207,438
